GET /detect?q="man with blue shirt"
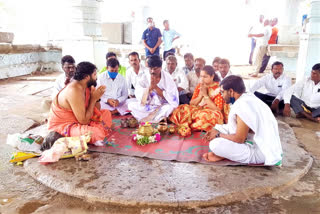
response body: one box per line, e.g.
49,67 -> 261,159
162,20 -> 180,60
142,17 -> 162,57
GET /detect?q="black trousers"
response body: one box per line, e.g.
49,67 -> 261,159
254,91 -> 285,109
259,54 -> 271,73
179,94 -> 190,105
290,95 -> 320,118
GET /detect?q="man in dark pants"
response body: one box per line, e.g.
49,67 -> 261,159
259,18 -> 279,73
250,61 -> 291,114
283,63 -> 320,122
142,17 -> 162,57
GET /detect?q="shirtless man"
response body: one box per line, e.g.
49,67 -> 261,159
48,61 -> 112,144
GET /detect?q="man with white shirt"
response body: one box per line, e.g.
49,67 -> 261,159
248,15 -> 264,65
182,53 -> 195,75
186,57 -> 205,97
250,61 -> 291,114
165,55 -> 189,104
283,63 -> 320,122
203,75 -> 283,165
128,55 -> 179,123
126,52 -> 147,98
212,57 -> 221,72
217,58 -> 232,81
248,19 -> 271,76
52,55 -> 76,99
98,58 -> 129,115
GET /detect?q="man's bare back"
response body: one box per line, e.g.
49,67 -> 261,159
55,81 -> 106,125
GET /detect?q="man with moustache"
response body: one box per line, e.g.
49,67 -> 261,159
250,61 -> 291,114
202,75 -> 283,166
217,58 -> 232,81
142,17 -> 162,57
186,57 -> 205,97
48,61 -> 113,144
128,55 -> 179,123
52,55 -> 76,99
126,52 -> 147,98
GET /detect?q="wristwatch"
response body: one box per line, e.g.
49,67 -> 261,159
215,132 -> 220,138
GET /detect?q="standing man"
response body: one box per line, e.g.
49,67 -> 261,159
142,17 -> 162,57
182,53 -> 195,75
250,61 -> 291,114
248,15 -> 264,65
283,63 -> 320,122
259,18 -> 279,73
248,19 -> 272,77
98,52 -> 127,77
98,58 -> 129,115
162,20 -> 181,60
126,52 -> 147,98
52,55 -> 76,99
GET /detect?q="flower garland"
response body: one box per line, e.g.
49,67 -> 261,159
132,122 -> 161,146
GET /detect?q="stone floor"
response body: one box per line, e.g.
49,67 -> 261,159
0,69 -> 320,214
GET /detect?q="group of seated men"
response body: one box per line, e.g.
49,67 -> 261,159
48,51 -> 320,165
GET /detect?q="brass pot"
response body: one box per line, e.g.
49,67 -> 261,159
157,122 -> 168,133
138,124 -> 154,136
128,118 -> 138,128
168,126 -> 175,134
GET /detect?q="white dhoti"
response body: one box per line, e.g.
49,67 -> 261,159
100,101 -> 130,115
128,102 -> 174,123
209,93 -> 282,166
209,138 -> 265,164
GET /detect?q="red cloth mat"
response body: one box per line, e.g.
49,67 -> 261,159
88,117 -> 254,165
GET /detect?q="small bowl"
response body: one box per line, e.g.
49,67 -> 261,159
157,122 -> 168,133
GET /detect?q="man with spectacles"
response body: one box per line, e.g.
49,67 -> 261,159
52,55 -> 76,99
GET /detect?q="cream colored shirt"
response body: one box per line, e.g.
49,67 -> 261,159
186,71 -> 200,93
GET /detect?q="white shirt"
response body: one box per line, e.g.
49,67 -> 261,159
283,77 -> 320,108
126,64 -> 148,96
52,73 -> 66,99
97,72 -> 128,104
215,93 -> 283,165
217,70 -> 232,81
164,67 -> 189,92
250,73 -> 292,101
186,71 -> 200,93
257,26 -> 272,46
135,70 -> 179,108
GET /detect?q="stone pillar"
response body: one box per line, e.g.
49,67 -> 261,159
52,0 -> 108,70
296,0 -> 320,81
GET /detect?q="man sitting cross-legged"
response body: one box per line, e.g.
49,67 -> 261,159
283,63 -> 320,122
203,75 -> 283,165
128,55 -> 179,123
48,61 -> 112,144
250,61 -> 291,114
98,58 -> 129,115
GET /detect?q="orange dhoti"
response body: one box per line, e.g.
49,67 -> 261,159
48,88 -> 112,143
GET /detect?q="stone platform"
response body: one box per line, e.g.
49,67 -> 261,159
24,121 -> 312,208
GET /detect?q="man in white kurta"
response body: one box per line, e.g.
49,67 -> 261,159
126,52 -> 148,98
217,58 -> 232,81
250,61 -> 291,113
203,75 -> 283,165
98,58 -> 129,115
51,55 -> 76,99
128,55 -> 179,123
165,55 -> 189,104
283,63 -> 320,122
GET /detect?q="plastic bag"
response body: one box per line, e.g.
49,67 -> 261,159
39,134 -> 91,164
7,133 -> 43,153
